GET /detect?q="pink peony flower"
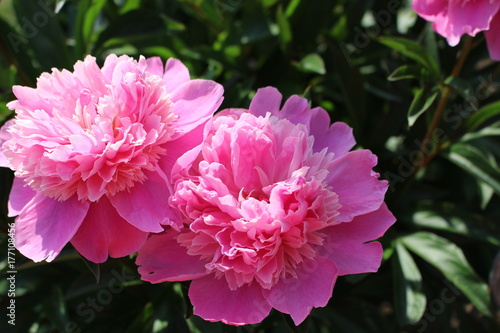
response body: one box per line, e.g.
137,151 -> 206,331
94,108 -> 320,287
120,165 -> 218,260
0,54 -> 223,263
412,0 -> 500,60
136,87 -> 395,325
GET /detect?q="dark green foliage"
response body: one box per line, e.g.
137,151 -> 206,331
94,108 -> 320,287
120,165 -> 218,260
1,0 -> 500,332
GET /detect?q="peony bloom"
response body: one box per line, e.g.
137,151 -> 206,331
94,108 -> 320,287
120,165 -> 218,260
0,54 -> 223,263
412,0 -> 500,60
137,87 -> 395,325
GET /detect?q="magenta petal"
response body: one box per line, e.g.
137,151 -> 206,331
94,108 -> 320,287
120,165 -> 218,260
162,58 -> 191,92
248,87 -> 283,118
189,275 -> 272,325
485,14 -> 500,61
309,109 -> 356,157
412,0 -> 447,21
137,230 -> 208,283
280,95 -> 311,125
15,193 -> 89,262
327,150 -> 388,222
320,203 -> 395,275
71,196 -> 148,263
8,177 -> 36,217
109,169 -> 181,232
170,79 -> 223,136
159,122 -> 206,179
263,257 -> 339,325
329,203 -> 396,242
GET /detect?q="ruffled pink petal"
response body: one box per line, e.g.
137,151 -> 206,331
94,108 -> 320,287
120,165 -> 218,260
280,95 -> 311,126
109,169 -> 181,232
189,275 -> 272,326
263,256 -> 339,325
248,87 -> 283,118
71,196 -> 148,263
327,150 -> 388,222
137,230 -> 208,283
320,203 -> 395,275
412,0 -> 448,21
162,58 -> 191,92
8,177 -> 36,217
15,193 -> 89,262
485,13 -> 500,60
169,79 -> 223,137
309,109 -> 356,157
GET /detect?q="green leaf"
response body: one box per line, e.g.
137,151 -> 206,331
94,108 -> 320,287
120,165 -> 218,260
388,65 -> 431,82
411,210 -> 500,246
465,101 -> 500,132
400,231 -> 492,316
461,122 -> 500,142
445,142 -> 500,196
74,0 -> 107,57
393,242 -> 426,324
407,88 -> 439,127
377,36 -> 440,78
276,4 -> 292,51
295,53 -> 326,74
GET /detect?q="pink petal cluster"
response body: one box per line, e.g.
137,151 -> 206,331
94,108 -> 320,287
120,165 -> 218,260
137,87 -> 395,325
0,54 -> 223,263
412,0 -> 500,59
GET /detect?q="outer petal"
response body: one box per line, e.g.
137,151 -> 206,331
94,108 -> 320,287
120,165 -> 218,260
8,177 -> 36,217
15,193 -> 89,262
309,109 -> 356,158
412,0 -> 448,21
162,58 -> 191,92
169,79 -> 223,136
327,150 -> 388,222
320,203 -> 396,275
280,95 -> 311,126
109,169 -> 181,232
248,87 -> 283,118
71,196 -> 149,263
189,275 -> 272,326
485,13 -> 500,60
263,257 -> 339,325
137,230 -> 208,283
145,56 -> 164,77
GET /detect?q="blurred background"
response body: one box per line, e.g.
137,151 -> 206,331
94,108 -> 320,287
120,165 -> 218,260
0,0 -> 500,332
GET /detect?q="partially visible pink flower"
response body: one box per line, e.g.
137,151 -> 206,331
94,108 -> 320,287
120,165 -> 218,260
412,0 -> 500,60
0,54 -> 223,263
137,87 -> 395,325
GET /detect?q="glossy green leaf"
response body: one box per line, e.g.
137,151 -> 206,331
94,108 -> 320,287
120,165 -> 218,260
388,65 -> 431,82
393,242 -> 426,324
296,53 -> 326,74
445,142 -> 500,196
377,36 -> 440,78
400,231 -> 492,316
74,0 -> 107,57
465,101 -> 500,132
407,88 -> 439,127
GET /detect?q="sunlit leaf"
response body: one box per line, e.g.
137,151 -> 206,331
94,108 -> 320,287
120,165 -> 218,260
401,232 -> 492,316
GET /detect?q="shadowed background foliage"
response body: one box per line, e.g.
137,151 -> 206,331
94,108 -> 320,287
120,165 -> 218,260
1,0 -> 500,332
